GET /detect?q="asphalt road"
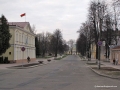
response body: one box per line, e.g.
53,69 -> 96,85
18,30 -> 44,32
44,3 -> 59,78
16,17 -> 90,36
0,55 -> 120,90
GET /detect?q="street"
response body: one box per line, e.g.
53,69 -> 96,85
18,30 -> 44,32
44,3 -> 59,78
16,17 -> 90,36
0,55 -> 120,90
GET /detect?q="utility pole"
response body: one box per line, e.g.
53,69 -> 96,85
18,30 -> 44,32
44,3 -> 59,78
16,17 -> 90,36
98,0 -> 101,69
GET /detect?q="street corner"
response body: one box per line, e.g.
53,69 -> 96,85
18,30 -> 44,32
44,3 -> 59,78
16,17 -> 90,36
88,65 -> 120,79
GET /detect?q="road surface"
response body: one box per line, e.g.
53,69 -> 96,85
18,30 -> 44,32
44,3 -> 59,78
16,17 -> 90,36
0,55 -> 120,90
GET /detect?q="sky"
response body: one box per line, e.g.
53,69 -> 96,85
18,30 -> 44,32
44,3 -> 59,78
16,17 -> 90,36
0,0 -> 112,41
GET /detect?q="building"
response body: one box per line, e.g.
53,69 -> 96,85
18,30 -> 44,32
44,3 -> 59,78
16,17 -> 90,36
91,42 -> 96,59
2,22 -> 36,63
111,45 -> 120,64
72,44 -> 77,54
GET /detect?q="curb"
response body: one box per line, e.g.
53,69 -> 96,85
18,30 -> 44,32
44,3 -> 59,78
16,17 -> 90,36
7,60 -> 54,69
8,63 -> 47,69
88,65 -> 120,80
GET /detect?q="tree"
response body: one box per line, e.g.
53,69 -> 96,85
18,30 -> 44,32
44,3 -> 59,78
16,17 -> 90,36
36,32 -> 51,57
50,29 -> 63,57
77,21 -> 93,58
88,1 -> 99,60
36,33 -> 42,56
35,36 -> 40,57
0,15 -> 11,55
68,39 -> 75,55
36,30 -> 66,57
113,0 -> 120,5
62,40 -> 69,53
88,0 -> 108,61
76,33 -> 87,56
63,43 -> 69,53
111,0 -> 120,45
50,35 -> 57,54
45,32 -> 53,55
31,24 -> 36,34
101,14 -> 114,60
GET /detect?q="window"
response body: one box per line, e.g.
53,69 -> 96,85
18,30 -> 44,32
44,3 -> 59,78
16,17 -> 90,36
9,52 -> 11,55
19,34 -> 21,43
16,32 -> 18,42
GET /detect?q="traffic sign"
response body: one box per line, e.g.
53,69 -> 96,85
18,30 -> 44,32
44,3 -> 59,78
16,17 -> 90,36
97,41 -> 102,46
21,47 -> 25,51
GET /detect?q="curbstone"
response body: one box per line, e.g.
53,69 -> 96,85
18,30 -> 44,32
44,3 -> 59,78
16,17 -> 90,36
7,57 -> 55,69
88,65 -> 120,80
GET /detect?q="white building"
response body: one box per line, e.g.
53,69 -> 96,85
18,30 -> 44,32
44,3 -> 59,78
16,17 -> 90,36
2,22 -> 36,63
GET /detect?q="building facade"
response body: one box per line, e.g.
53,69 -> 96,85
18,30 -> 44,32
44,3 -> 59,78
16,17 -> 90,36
111,46 -> 120,64
2,22 -> 36,63
91,42 -> 96,59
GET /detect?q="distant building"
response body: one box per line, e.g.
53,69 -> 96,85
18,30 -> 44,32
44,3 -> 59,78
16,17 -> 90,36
2,22 -> 36,63
72,44 -> 77,54
68,43 -> 76,55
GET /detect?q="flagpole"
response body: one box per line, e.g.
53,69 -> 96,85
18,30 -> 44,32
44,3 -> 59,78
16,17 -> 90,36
20,13 -> 26,22
25,13 -> 26,22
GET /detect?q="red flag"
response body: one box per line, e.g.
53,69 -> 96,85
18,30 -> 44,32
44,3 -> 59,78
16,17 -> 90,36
20,13 -> 26,17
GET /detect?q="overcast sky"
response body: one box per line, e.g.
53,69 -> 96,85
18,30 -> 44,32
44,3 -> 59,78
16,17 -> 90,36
0,0 -> 112,41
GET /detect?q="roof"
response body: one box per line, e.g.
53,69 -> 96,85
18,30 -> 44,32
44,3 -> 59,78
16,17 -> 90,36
8,22 -> 29,29
8,22 -> 35,36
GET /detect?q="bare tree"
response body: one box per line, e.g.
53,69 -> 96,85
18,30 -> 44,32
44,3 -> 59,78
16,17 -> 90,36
88,0 -> 108,61
31,24 -> 37,34
68,39 -> 75,55
113,0 -> 120,5
36,32 -> 52,57
111,1 -> 120,45
50,29 -> 63,57
35,36 -> 40,57
45,32 -> 52,55
76,33 -> 87,56
102,13 -> 114,60
88,1 -> 99,60
77,20 -> 94,59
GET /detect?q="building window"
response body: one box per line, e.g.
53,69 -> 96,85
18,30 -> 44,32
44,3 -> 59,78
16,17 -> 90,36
19,34 -> 21,43
16,32 -> 18,43
18,32 -> 19,43
9,52 -> 11,55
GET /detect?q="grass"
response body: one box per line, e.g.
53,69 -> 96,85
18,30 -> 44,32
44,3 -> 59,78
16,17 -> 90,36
113,72 -> 120,75
87,62 -> 103,65
13,63 -> 40,67
55,57 -> 62,60
91,67 -> 120,77
36,56 -> 53,59
55,54 -> 68,60
92,67 -> 120,71
87,63 -> 97,65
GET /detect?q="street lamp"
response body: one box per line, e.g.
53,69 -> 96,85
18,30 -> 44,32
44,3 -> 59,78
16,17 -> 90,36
97,1 -> 102,69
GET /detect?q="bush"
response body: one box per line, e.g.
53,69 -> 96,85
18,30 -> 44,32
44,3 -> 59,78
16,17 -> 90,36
4,57 -> 10,64
48,53 -> 52,56
0,57 -> 4,63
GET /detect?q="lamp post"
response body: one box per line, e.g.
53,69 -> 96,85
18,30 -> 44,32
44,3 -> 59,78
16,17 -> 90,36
97,1 -> 101,69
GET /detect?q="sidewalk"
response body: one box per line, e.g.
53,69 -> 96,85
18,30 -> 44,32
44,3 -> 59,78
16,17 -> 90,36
101,60 -> 120,70
86,59 -> 120,70
86,59 -> 120,79
0,57 -> 55,69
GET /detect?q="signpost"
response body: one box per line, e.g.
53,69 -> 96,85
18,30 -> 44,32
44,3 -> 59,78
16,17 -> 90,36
21,47 -> 25,67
